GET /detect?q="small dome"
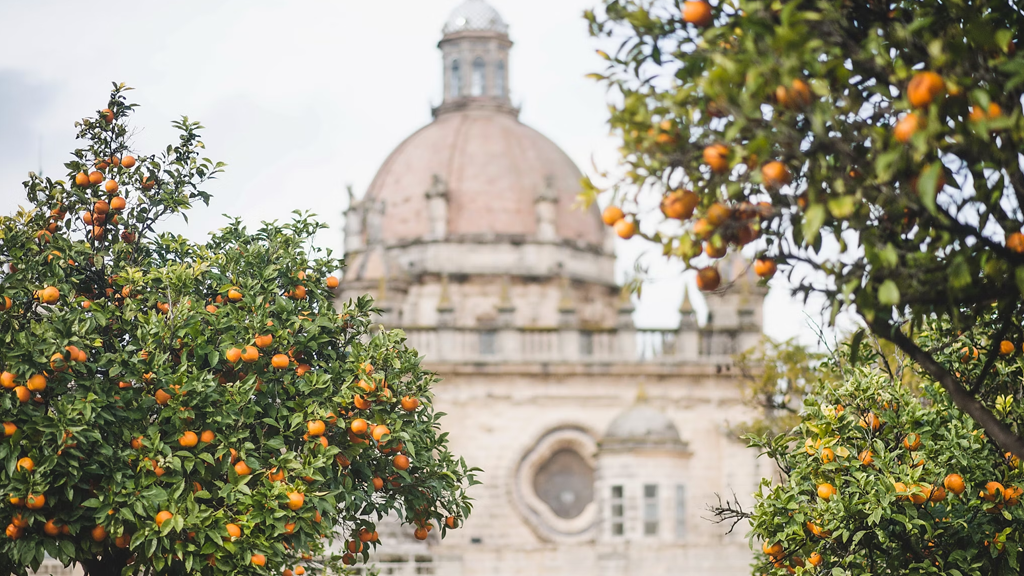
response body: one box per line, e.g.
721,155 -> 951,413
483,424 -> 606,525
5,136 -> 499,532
601,405 -> 685,450
443,0 -> 509,35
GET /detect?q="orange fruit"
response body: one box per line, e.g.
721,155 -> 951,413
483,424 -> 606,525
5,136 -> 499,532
960,346 -> 979,362
761,161 -> 791,188
372,477 -> 384,491
614,218 -> 636,239
26,493 -> 45,510
816,483 -> 836,500
227,288 -> 243,302
226,523 -> 242,538
91,525 -> 108,542
141,176 -> 155,189
39,286 -> 60,305
350,418 -> 368,435
354,394 -> 371,410
200,430 -> 215,443
155,511 -> 173,528
89,171 -> 104,185
944,473 -> 966,495
808,552 -> 822,566
1000,340 -> 1015,355
255,334 -> 273,348
291,285 -> 307,299
696,267 -> 720,291
858,449 -> 874,466
601,206 -> 625,226
929,485 -> 947,502
269,467 -> 285,482
706,203 -> 731,226
43,519 -> 62,537
446,516 -> 457,529
155,389 -> 172,405
704,242 -> 726,259
3,423 -> 16,437
251,554 -> 266,567
101,108 -> 114,122
15,458 -> 33,472
326,276 -> 340,289
115,534 -> 130,548
295,567 -> 306,575
682,1 -> 713,27
0,372 -> 15,389
14,386 -> 30,403
225,347 -> 242,364
1004,486 -> 1022,506
401,396 -> 420,411
1007,232 -> 1024,253
660,189 -> 699,220
307,420 -> 326,437
907,71 -> 945,108
287,492 -> 305,511
753,258 -> 777,278
284,522 -> 295,534
121,155 -> 136,168
371,425 -> 391,442
104,180 -> 119,194
393,454 -> 410,470
234,461 -> 252,476
75,172 -> 90,187
131,436 -> 144,449
27,374 -> 46,392
820,448 -> 835,464
894,113 -> 921,143
240,345 -> 259,363
271,354 -> 290,369
414,527 -> 429,540
703,144 -> 729,173
859,412 -> 882,431
178,431 -> 199,448
981,481 -> 1005,501
903,432 -> 922,451
110,196 -> 126,211
909,484 -> 930,505
6,524 -> 22,539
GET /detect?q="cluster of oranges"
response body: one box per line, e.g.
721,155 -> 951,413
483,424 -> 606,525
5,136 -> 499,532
71,149 -> 143,243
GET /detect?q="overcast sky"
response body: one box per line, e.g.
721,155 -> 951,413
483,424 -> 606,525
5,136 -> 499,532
0,0 -> 854,347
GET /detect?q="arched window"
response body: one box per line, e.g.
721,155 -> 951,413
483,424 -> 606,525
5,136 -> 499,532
495,60 -> 506,97
451,59 -> 461,97
471,57 -> 486,97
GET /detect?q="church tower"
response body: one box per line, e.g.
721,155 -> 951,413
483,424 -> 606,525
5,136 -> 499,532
338,2 -> 770,574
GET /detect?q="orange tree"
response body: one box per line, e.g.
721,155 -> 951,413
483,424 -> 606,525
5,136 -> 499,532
0,84 -> 476,576
584,1 -> 1024,458
744,336 -> 1024,575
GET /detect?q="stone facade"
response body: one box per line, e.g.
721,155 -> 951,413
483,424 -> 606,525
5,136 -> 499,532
337,2 -> 770,576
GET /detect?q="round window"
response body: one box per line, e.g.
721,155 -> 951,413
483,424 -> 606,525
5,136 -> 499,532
533,449 -> 594,519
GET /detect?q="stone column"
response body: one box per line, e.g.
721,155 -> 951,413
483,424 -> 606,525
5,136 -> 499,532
615,290 -> 636,361
425,175 -> 449,241
496,276 -> 520,361
535,175 -> 559,242
436,274 -> 455,362
558,276 -> 579,361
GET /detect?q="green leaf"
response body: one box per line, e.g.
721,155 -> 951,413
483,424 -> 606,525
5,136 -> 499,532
802,204 -> 827,244
827,195 -> 855,219
917,163 -> 942,214
878,280 -> 900,306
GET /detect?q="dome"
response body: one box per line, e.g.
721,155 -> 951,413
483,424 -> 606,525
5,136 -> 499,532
601,404 -> 685,450
443,0 -> 509,35
364,109 -> 605,248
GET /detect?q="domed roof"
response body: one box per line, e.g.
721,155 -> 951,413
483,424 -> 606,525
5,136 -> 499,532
601,404 -> 685,450
443,0 -> 509,35
364,109 -> 605,248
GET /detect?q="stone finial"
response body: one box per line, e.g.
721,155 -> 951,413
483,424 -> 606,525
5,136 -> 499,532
679,285 -> 698,331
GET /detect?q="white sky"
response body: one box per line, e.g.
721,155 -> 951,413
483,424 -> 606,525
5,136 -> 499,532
0,0 -> 854,348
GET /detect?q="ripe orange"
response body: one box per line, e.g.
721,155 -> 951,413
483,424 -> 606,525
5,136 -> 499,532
178,431 -> 199,448
110,196 -> 126,211
753,258 -> 776,278
613,218 -> 636,239
114,534 -> 130,548
75,172 -> 90,187
104,180 -> 119,194
601,206 -> 624,226
287,492 -> 305,510
907,71 -> 945,108
960,346 -> 979,363
121,155 -> 137,168
89,171 -> 104,185
225,347 -> 242,364
0,297 -> 11,312
393,454 -> 410,470
894,113 -> 921,143
706,203 -> 731,226
682,1 -> 713,27
372,477 -> 384,491
91,525 -> 108,542
234,460 -> 252,476
661,189 -> 699,220
859,412 -> 882,431
999,340 -> 1015,355
142,176 -> 156,189
255,334 -> 273,349
26,493 -> 45,510
43,519 -> 62,537
6,524 -> 22,539
0,372 -> 15,389
14,386 -> 30,403
414,527 -> 429,540
269,467 -> 285,482
944,473 -> 966,495
307,420 -> 326,437
761,161 -> 791,188
131,436 -> 144,449
227,288 -> 243,302
1007,232 -> 1024,253
820,448 -> 835,464
446,516 -> 457,529
284,522 -> 295,534
295,567 -> 306,575
350,418 -> 368,435
981,481 -> 1005,501
696,267 -> 720,291
703,144 -> 729,173
903,433 -> 922,451
251,554 -> 267,567
929,485 -> 947,502
401,396 -> 420,411
704,242 -> 726,259
816,483 -> 836,500
240,345 -> 259,363
101,108 -> 114,122
271,354 -> 290,369
354,394 -> 371,410
326,275 -> 340,289
155,511 -> 173,528
200,430 -> 215,443
15,458 -> 33,472
226,523 -> 242,538
39,286 -> 60,305
909,484 -> 930,505
372,425 -> 391,442
3,423 -> 16,437
1004,486 -> 1022,505
858,449 -> 873,466
155,389 -> 172,405
27,374 -> 46,392
808,552 -> 822,566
